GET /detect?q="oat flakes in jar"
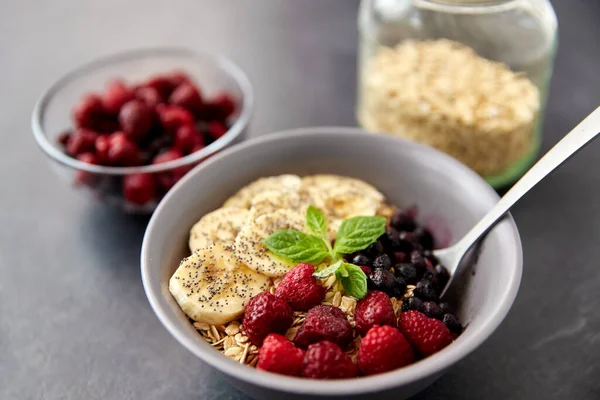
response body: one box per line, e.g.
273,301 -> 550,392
357,0 -> 557,188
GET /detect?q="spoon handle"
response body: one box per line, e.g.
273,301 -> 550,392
454,105 -> 600,255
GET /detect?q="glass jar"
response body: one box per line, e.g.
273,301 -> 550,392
357,0 -> 557,188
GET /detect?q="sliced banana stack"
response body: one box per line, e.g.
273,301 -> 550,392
189,207 -> 250,252
234,209 -> 307,278
222,174 -> 302,209
169,244 -> 271,325
248,189 -> 310,219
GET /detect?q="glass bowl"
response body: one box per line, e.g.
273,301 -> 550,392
31,48 -> 253,213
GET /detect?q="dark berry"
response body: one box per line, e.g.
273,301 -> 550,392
123,173 -> 156,205
443,313 -> 462,334
351,254 -> 371,267
401,297 -> 425,313
435,264 -> 450,289
391,211 -> 416,232
354,291 -> 396,336
393,251 -> 408,263
119,100 -> 154,139
369,269 -> 405,297
414,227 -> 435,250
410,250 -> 427,270
385,228 -> 400,249
275,263 -> 325,311
439,302 -> 453,315
414,279 -> 438,302
372,254 -> 392,270
242,292 -> 294,346
293,305 -> 353,349
365,241 -> 384,257
396,232 -> 414,252
301,341 -> 357,379
360,266 -> 372,276
395,263 -> 418,284
423,302 -> 443,320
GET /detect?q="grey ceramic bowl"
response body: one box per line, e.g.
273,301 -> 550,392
141,127 -> 522,400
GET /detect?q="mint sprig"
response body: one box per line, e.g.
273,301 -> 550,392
262,207 -> 385,299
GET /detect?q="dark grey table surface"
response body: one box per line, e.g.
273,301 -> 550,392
1,1 -> 599,399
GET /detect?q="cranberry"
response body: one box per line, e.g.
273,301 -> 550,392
67,129 -> 98,156
207,121 -> 227,140
73,94 -> 105,129
156,104 -> 194,133
73,153 -> 98,187
118,100 -> 154,139
174,125 -> 203,153
102,80 -> 134,114
209,92 -> 236,120
169,82 -> 203,112
123,173 -> 156,205
152,148 -> 190,190
135,86 -> 162,107
107,132 -> 140,166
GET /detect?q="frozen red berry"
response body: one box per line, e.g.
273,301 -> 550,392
243,292 -> 293,346
207,121 -> 228,140
119,100 -> 154,139
73,94 -> 105,129
106,132 -> 140,166
66,129 -> 98,156
354,290 -> 396,336
301,341 -> 357,379
398,310 -> 453,356
102,80 -> 134,114
135,86 -> 162,107
209,92 -> 236,120
156,104 -> 194,133
357,325 -> 414,376
152,148 -> 190,190
123,173 -> 156,205
174,124 -> 203,154
169,82 -> 203,112
294,305 -> 353,349
257,334 -> 304,376
275,263 -> 325,311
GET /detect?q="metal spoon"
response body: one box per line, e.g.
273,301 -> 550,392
436,106 -> 600,298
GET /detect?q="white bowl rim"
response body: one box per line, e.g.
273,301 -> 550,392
31,47 -> 253,175
141,127 -> 523,396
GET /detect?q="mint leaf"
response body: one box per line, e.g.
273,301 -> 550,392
263,230 -> 330,264
335,263 -> 349,278
306,205 -> 328,239
339,263 -> 368,299
333,216 -> 386,255
313,260 -> 342,279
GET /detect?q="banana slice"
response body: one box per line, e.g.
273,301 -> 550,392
248,189 -> 310,219
189,207 -> 250,252
169,244 -> 271,325
234,209 -> 307,278
222,175 -> 302,209
300,175 -> 385,203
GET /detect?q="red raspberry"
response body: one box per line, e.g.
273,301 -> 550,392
119,100 -> 154,139
73,94 -> 105,129
301,341 -> 357,379
243,292 -> 293,346
357,325 -> 414,376
398,310 -> 453,356
152,148 -> 190,190
275,263 -> 325,311
66,129 -> 98,156
207,121 -> 228,140
123,173 -> 156,205
209,92 -> 236,120
106,132 -> 140,166
174,124 -> 203,154
156,104 -> 195,133
354,290 -> 396,336
294,305 -> 353,349
135,86 -> 163,107
102,80 -> 134,114
169,82 -> 203,112
257,334 -> 304,376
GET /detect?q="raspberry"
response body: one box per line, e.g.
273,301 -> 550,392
275,263 -> 325,311
294,305 -> 353,349
257,334 -> 304,376
169,82 -> 203,112
102,80 -> 134,114
119,100 -> 154,139
209,92 -> 236,120
398,310 -> 453,356
135,86 -> 162,107
354,290 -> 396,336
301,341 -> 357,379
357,325 -> 414,376
66,129 -> 98,156
207,121 -> 228,140
242,292 -> 293,346
174,125 -> 203,154
156,104 -> 194,133
73,94 -> 105,129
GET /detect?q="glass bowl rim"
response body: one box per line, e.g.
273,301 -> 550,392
31,47 -> 253,175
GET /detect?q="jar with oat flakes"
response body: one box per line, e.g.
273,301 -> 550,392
357,0 -> 557,188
